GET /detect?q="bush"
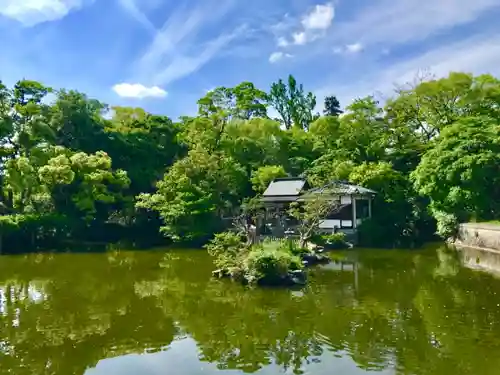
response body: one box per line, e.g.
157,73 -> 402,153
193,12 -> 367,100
433,211 -> 459,240
322,232 -> 348,249
206,235 -> 305,286
243,244 -> 302,285
279,238 -> 311,257
310,232 -> 348,249
205,232 -> 247,273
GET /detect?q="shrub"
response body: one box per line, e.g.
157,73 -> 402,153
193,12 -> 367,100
322,232 -> 348,249
243,245 -> 302,285
433,211 -> 459,240
205,231 -> 247,272
309,233 -> 326,246
278,238 -> 311,257
310,232 -> 348,249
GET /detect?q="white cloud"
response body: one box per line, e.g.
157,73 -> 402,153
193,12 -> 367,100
284,2 -> 335,45
302,3 -> 334,30
277,36 -> 289,47
269,51 -> 292,63
316,33 -> 500,107
292,31 -> 307,45
333,43 -> 364,54
0,0 -> 89,26
346,43 -> 363,53
112,83 -> 167,99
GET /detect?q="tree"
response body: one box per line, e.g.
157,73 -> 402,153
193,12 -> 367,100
323,95 -> 343,117
106,107 -> 184,194
412,116 -> 500,222
385,72 -> 500,142
178,115 -> 228,153
251,165 -> 287,193
348,162 -> 429,247
40,150 -> 129,219
288,191 -> 341,248
267,75 -> 317,130
337,96 -> 388,163
136,149 -> 247,243
197,82 -> 268,120
308,115 -> 341,152
49,90 -> 107,151
222,118 -> 283,175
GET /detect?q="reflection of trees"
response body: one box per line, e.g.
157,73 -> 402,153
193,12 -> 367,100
144,246 -> 500,375
2,245 -> 500,375
0,252 -> 177,375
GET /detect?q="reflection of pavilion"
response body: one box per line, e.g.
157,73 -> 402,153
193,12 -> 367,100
320,260 -> 360,292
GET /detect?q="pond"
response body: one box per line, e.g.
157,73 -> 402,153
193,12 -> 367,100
1,244 -> 500,375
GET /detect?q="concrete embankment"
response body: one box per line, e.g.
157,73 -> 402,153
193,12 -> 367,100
454,223 -> 500,252
453,223 -> 500,275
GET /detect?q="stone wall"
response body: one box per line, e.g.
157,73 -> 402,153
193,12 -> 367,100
455,223 -> 500,251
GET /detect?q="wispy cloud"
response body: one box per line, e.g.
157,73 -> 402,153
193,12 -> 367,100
269,51 -> 292,63
317,33 -> 500,107
112,83 -> 167,99
116,0 -> 155,33
345,43 -> 363,53
118,0 -> 242,89
277,36 -> 289,47
151,26 -> 246,85
330,0 -> 500,50
333,42 -> 364,54
0,0 -> 92,26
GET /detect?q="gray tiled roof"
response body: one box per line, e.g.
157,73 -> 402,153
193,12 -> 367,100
261,196 -> 300,202
308,180 -> 377,195
262,178 -> 307,197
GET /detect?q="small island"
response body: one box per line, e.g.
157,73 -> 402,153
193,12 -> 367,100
207,179 -> 373,286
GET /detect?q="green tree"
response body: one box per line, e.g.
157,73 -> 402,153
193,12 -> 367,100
136,149 -> 247,243
386,72 -> 500,142
197,82 -> 268,120
106,107 -> 184,194
323,95 -> 343,117
38,149 -> 130,221
222,118 -> 283,175
267,75 -> 317,130
337,97 -> 388,163
350,162 -> 434,247
250,165 -> 287,193
49,90 -> 107,151
412,116 -> 500,223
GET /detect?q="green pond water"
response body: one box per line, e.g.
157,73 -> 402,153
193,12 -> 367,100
1,244 -> 500,375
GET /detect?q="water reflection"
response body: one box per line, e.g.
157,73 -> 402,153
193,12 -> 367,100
1,245 -> 500,375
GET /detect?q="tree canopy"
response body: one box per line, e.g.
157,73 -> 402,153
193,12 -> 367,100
0,71 -> 499,252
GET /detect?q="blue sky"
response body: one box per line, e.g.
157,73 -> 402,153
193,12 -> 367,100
1,0 -> 500,119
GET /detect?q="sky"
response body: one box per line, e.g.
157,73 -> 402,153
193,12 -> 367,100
1,0 -> 500,119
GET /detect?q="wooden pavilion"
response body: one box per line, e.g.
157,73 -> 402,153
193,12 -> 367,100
260,177 -> 376,241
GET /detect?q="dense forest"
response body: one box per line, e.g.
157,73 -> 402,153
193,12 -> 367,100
0,72 -> 499,253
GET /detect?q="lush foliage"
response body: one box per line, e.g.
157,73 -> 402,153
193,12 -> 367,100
1,71 -> 499,252
206,233 -> 303,285
311,232 -> 349,249
243,241 -> 303,285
